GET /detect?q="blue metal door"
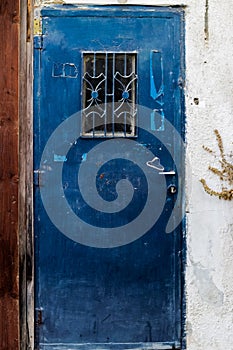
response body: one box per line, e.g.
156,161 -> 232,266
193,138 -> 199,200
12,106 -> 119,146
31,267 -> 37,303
34,6 -> 185,350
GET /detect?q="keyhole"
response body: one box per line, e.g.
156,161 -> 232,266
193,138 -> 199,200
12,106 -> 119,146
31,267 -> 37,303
168,185 -> 177,194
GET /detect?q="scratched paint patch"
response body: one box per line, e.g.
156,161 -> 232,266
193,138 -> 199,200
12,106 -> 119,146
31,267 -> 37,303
54,154 -> 67,162
52,63 -> 78,78
151,109 -> 165,131
81,153 -> 87,162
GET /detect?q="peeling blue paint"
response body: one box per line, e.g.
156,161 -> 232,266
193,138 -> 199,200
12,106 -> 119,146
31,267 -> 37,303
146,156 -> 164,171
81,153 -> 87,162
53,154 -> 67,162
150,50 -> 164,105
151,109 -> 165,131
52,63 -> 78,78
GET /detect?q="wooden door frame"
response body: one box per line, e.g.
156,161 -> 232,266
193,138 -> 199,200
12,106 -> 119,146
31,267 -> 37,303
0,0 -> 33,349
19,1 -> 34,349
0,0 -> 20,349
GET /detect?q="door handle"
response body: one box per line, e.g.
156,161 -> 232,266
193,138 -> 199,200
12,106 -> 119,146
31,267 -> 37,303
159,171 -> 176,175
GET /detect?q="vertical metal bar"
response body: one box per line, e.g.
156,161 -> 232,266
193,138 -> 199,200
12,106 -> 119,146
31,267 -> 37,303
92,53 -> 96,137
124,52 -> 127,76
104,52 -> 108,136
81,53 -> 85,136
112,53 -> 115,137
92,112 -> 95,138
124,53 -> 127,136
93,52 -> 96,77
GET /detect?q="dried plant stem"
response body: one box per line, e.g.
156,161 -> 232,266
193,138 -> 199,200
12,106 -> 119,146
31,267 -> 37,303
200,130 -> 233,200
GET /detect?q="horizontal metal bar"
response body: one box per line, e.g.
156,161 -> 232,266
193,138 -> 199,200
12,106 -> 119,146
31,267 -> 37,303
39,342 -> 180,350
82,51 -> 138,54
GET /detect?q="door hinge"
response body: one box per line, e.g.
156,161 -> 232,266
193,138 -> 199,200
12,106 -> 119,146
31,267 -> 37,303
34,16 -> 43,50
34,35 -> 43,50
35,308 -> 43,326
34,17 -> 42,36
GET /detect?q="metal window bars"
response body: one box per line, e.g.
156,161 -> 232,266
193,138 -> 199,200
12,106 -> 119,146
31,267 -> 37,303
82,52 -> 138,137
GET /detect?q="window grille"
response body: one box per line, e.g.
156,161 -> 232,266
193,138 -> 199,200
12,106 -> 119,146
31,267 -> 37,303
82,52 -> 137,137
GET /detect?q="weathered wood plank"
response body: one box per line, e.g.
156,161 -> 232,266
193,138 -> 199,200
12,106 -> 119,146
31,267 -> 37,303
0,1 -> 20,349
19,0 -> 34,349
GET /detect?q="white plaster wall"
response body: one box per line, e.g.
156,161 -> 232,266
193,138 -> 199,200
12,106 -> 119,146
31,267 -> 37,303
184,2 -> 233,350
34,1 -> 233,349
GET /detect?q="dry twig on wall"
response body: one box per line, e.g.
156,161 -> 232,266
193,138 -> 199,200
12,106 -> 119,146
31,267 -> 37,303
200,130 -> 233,200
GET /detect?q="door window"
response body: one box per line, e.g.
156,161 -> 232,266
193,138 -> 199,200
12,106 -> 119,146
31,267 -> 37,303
82,52 -> 137,137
